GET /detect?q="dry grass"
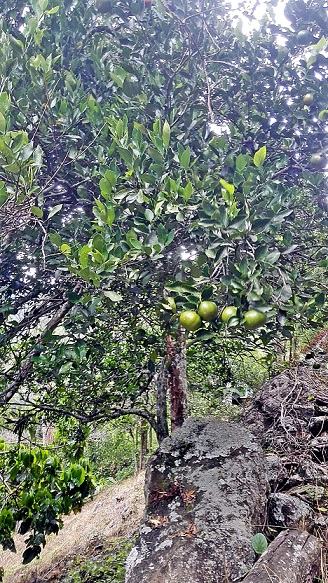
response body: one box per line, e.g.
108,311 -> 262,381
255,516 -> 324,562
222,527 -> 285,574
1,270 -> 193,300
0,472 -> 145,583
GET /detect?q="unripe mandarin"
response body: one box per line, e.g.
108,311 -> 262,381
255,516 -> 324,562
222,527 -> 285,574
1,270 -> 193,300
221,306 -> 237,323
179,310 -> 202,331
244,309 -> 267,330
197,301 -> 218,322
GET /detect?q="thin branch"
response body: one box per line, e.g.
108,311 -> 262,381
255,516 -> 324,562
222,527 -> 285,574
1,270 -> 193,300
0,286 -> 82,406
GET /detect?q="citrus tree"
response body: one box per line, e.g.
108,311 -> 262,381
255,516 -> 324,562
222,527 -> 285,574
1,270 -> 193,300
0,0 -> 328,565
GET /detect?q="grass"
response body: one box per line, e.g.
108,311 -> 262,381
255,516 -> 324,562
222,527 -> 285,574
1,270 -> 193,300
0,472 -> 145,583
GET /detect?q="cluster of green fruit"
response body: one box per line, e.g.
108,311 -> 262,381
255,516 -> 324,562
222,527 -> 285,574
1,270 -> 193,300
221,306 -> 267,330
179,301 -> 218,331
179,302 -> 267,332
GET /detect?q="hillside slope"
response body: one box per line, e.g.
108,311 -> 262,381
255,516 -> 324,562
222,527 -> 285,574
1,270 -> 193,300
0,472 -> 145,583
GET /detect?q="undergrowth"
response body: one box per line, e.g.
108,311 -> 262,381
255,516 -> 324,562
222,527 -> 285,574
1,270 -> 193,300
60,537 -> 133,583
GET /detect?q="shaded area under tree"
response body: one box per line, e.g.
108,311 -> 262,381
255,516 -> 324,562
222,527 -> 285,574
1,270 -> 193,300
126,354 -> 328,582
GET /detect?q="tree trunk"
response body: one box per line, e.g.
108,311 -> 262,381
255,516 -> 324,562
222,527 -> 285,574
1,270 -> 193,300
139,419 -> 148,470
243,529 -> 322,583
155,356 -> 169,443
42,423 -> 55,446
166,332 -> 187,432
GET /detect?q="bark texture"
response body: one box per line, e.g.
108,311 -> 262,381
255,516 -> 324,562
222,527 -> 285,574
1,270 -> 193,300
166,334 -> 187,432
243,529 -> 322,583
155,356 -> 169,443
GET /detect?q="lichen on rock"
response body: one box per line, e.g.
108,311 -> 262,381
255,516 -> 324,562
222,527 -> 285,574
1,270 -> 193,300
125,417 -> 268,583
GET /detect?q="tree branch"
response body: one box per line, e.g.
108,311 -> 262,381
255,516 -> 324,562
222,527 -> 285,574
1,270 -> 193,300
0,287 -> 81,405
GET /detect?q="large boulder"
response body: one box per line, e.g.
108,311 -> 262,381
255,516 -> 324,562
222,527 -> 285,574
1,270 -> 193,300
125,417 -> 268,583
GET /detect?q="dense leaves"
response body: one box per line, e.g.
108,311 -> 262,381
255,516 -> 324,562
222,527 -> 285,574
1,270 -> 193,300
0,439 -> 94,571
0,0 -> 327,566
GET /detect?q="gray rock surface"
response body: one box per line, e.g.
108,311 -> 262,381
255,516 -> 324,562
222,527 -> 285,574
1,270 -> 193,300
265,454 -> 288,490
243,529 -> 322,583
125,417 -> 268,583
268,493 -> 313,528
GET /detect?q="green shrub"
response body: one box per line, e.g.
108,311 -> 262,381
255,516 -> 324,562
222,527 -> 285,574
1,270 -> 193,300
63,537 -> 132,583
86,423 -> 137,483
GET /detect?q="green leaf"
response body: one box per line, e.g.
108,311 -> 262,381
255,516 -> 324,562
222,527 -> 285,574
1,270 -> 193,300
33,145 -> 43,167
265,250 -> 280,265
255,245 -> 268,261
0,190 -> 8,207
165,282 -> 198,294
165,230 -> 175,246
0,112 -> 6,133
99,177 -> 112,195
106,207 -> 115,226
193,330 -> 216,342
315,293 -> 325,307
48,204 -> 62,218
117,147 -> 133,167
105,170 -> 117,187
220,179 -> 235,195
49,232 -> 62,247
148,147 -> 163,163
30,206 -> 43,218
253,146 -> 267,168
127,235 -> 142,249
45,5 -> 59,14
110,71 -> 126,88
313,35 -> 327,52
122,78 -> 140,98
103,290 -> 123,302
183,182 -> 193,201
252,533 -> 268,555
141,173 -> 156,184
60,243 -> 71,254
69,464 -> 86,486
201,287 -> 213,300
166,297 -> 177,313
179,146 -> 191,170
39,0 -> 48,10
236,153 -> 248,171
144,209 -> 154,221
66,292 -> 81,303
162,120 -> 170,149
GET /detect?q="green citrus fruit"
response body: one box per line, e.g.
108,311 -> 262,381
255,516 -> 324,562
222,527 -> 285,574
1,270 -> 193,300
310,153 -> 327,170
197,301 -> 218,322
221,306 -> 237,323
244,309 -> 267,330
179,310 -> 202,331
303,93 -> 314,106
297,30 -> 312,45
317,194 -> 328,213
95,0 -> 112,13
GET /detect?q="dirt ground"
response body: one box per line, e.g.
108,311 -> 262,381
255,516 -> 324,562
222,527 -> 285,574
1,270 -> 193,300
0,472 -> 145,583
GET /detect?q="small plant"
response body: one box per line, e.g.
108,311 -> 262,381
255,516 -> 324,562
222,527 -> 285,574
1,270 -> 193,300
251,532 -> 268,555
